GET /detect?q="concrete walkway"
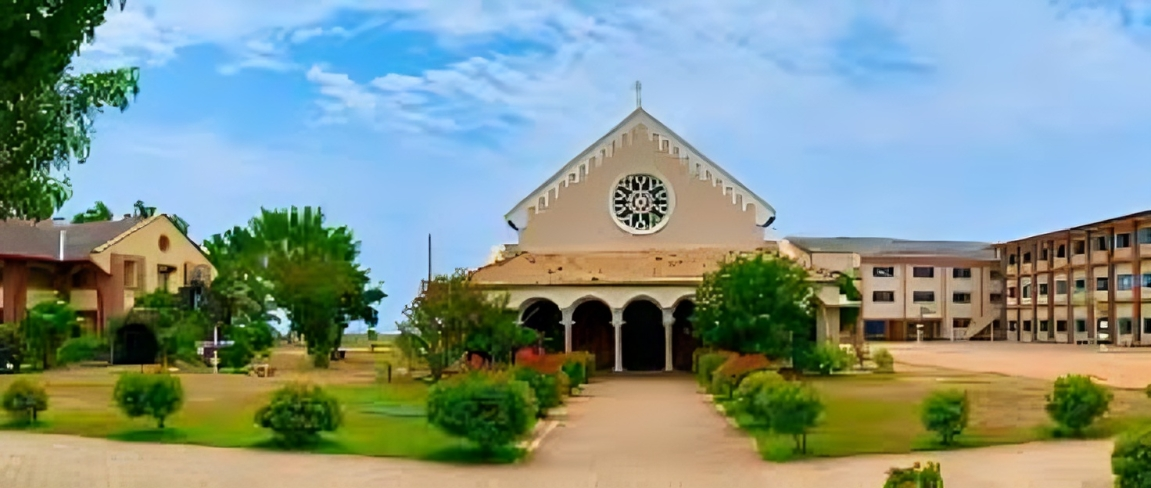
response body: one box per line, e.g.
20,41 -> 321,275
0,374 -> 1117,487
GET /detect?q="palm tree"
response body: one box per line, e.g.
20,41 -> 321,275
70,201 -> 113,223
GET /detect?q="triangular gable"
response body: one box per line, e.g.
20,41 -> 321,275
504,107 -> 777,230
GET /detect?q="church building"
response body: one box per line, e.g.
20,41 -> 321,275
470,106 -> 852,372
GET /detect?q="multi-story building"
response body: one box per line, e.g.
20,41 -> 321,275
781,237 -> 1005,342
996,210 -> 1151,346
0,214 -> 214,333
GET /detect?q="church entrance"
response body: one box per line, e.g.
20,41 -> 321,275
670,299 -> 698,371
521,299 -> 564,353
572,300 -> 614,371
114,323 -> 159,365
622,300 -> 665,371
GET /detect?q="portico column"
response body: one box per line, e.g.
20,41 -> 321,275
663,309 -> 674,372
561,306 -> 574,353
612,308 -> 623,372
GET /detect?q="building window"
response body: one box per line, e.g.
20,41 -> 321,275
1008,321 -> 1018,331
952,292 -> 971,303
990,293 -> 1004,303
1056,280 -> 1068,295
1008,287 -> 1017,298
913,267 -> 934,278
123,261 -> 138,289
1023,320 -> 1032,331
952,268 -> 972,278
1116,233 -> 1131,249
873,267 -> 895,278
1119,318 -> 1133,335
1056,320 -> 1068,332
1118,274 -> 1133,291
1139,228 -> 1151,245
1144,318 -> 1151,334
1074,240 -> 1086,255
1023,252 -> 1032,263
1039,283 -> 1049,296
1143,273 -> 1151,288
912,291 -> 935,302
1009,255 -> 1017,265
1056,244 -> 1066,258
872,291 -> 895,302
1075,279 -> 1086,291
990,269 -> 1003,280
1022,284 -> 1031,298
1097,277 -> 1109,291
1076,319 -> 1087,333
1040,320 -> 1050,332
1095,236 -> 1108,251
1040,248 -> 1049,261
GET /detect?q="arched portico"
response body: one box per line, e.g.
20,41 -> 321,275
621,299 -> 665,371
571,299 -> 615,371
520,299 -> 564,353
671,299 -> 698,371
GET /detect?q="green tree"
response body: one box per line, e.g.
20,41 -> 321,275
113,373 -> 184,429
1,1 -> 140,219
255,382 -> 342,447
70,200 -> 113,223
21,299 -> 78,369
1045,374 -> 1112,437
1112,425 -> 1151,488
426,372 -> 537,454
757,381 -> 823,454
921,389 -> 969,446
693,253 -> 816,361
2,379 -> 49,424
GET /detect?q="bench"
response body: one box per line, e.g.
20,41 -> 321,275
368,343 -> 394,353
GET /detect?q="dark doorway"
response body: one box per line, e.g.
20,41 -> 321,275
521,299 -> 564,353
115,323 -> 159,365
671,300 -> 698,371
572,300 -> 614,371
622,300 -> 665,371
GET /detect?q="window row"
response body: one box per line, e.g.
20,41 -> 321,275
1008,318 -> 1151,335
872,291 -> 975,303
1007,229 -> 1151,265
1008,273 -> 1151,297
872,267 -> 974,278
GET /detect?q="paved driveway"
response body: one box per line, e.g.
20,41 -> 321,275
0,374 -> 1118,487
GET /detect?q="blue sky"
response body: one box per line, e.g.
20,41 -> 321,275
63,0 -> 1151,331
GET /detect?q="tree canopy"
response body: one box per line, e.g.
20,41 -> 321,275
693,253 -> 816,361
1,0 -> 140,220
71,200 -> 113,223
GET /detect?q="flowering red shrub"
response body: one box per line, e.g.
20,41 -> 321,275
518,352 -> 568,375
714,354 -> 775,383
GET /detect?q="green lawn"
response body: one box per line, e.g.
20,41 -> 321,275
717,369 -> 1151,462
0,358 -> 503,462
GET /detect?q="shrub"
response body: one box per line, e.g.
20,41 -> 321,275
1113,425 -> 1151,488
56,335 -> 105,366
921,389 -> 969,445
755,381 -> 823,454
873,348 -> 895,374
0,323 -> 24,373
513,367 -> 562,416
1045,374 -> 1112,437
711,353 -> 773,398
884,462 -> 944,488
733,371 -> 786,422
426,372 -> 537,453
696,351 -> 736,387
1145,383 -> 1151,400
218,342 -> 255,369
2,379 -> 48,424
809,342 -> 853,375
561,358 -> 587,390
254,382 -> 343,447
113,373 -> 184,429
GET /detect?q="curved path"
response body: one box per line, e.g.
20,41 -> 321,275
0,375 -> 1115,487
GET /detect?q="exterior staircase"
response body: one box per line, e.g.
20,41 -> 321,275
963,307 -> 1004,340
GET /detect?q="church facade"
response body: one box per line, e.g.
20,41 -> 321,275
470,107 -> 851,372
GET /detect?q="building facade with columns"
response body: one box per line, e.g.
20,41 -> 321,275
470,107 -> 850,372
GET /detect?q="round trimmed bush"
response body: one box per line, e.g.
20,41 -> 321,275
255,382 -> 342,447
2,379 -> 48,424
733,371 -> 785,421
113,373 -> 184,429
873,348 -> 895,373
426,372 -> 537,452
512,367 -> 562,416
561,359 -> 586,389
1113,425 -> 1151,488
56,335 -> 105,365
1045,374 -> 1112,437
921,389 -> 969,445
696,351 -> 734,387
809,342 -> 853,375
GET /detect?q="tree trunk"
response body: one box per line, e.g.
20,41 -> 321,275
801,433 -> 807,454
158,416 -> 165,429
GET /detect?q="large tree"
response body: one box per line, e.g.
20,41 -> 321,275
71,200 -> 113,223
206,207 -> 385,367
693,253 -> 817,362
1,1 -> 140,220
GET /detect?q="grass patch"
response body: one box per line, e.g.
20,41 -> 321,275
0,352 -> 488,461
721,368 -> 1151,462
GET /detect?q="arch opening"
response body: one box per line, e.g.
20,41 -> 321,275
114,323 -> 159,365
671,299 -> 699,372
622,300 -> 665,371
571,300 -> 614,371
521,299 -> 564,353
